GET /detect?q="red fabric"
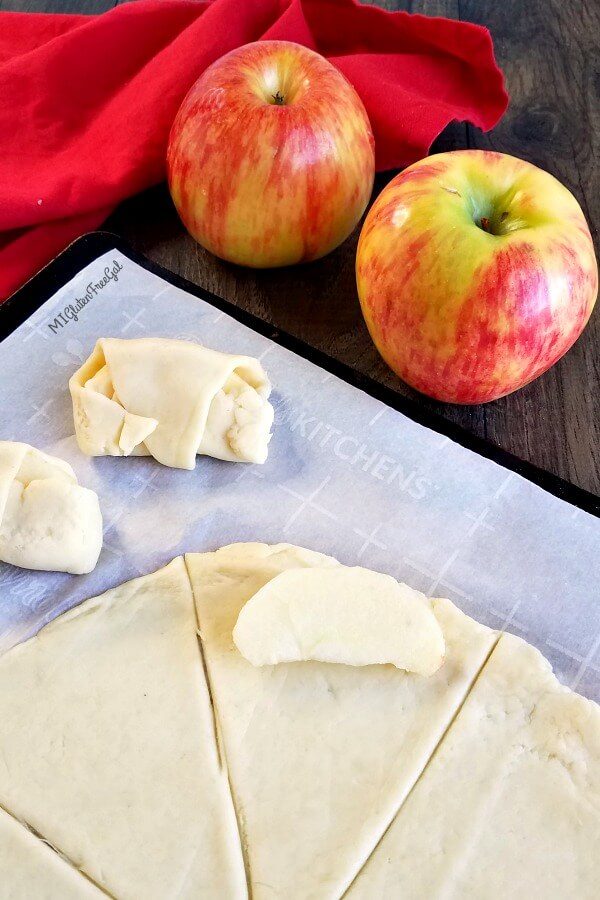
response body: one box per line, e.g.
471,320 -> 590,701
0,0 -> 508,301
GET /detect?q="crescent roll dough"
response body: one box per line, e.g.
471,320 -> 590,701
69,337 -> 274,470
0,442 -> 102,574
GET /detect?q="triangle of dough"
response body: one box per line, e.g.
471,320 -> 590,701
347,632 -> 600,898
118,410 -> 159,455
0,806 -> 104,899
0,558 -> 246,900
185,543 -> 498,899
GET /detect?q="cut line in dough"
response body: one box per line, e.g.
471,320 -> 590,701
0,803 -> 108,899
186,543 -> 498,899
346,631 -> 600,899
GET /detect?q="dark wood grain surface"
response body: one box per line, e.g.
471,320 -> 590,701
3,0 -> 599,495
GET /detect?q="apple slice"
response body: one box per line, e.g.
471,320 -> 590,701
232,566 -> 445,675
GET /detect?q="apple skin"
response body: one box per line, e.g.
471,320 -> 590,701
167,41 -> 375,268
356,150 -> 598,404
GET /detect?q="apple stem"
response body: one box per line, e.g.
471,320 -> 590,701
480,216 -> 491,232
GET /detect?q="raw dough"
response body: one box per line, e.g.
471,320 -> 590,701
0,558 -> 246,900
347,632 -> 600,899
0,441 -> 102,574
233,565 -> 445,674
69,337 -> 274,469
0,806 -> 105,899
186,543 -> 497,900
2,544 -> 597,898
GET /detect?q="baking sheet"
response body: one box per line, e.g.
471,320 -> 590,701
1,244 -> 599,700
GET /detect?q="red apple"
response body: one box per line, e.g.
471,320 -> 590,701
167,40 -> 375,268
356,150 -> 598,404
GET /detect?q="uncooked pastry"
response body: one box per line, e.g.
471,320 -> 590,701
347,632 -> 600,899
0,805 -> 105,899
0,558 -> 246,900
1,544 -> 598,899
186,543 -> 497,899
0,441 -> 102,574
69,337 -> 274,468
232,565 -> 445,674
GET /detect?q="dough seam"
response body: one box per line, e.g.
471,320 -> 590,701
339,629 -> 503,899
194,627 -> 225,772
0,798 -> 114,898
183,555 -> 254,900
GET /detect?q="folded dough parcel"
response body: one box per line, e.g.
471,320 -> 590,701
0,441 -> 102,575
0,543 -> 597,899
69,338 -> 274,469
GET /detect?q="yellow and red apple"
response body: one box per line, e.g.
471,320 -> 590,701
167,40 -> 375,268
356,150 -> 598,404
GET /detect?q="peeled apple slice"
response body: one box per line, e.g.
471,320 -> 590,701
232,566 -> 445,675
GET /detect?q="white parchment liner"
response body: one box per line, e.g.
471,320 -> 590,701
1,249 -> 598,699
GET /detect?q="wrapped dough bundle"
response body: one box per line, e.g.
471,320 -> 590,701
0,442 -> 102,574
69,338 -> 274,470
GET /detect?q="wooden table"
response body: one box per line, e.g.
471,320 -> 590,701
4,0 -> 599,495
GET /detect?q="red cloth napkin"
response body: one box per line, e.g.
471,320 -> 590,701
0,0 -> 507,302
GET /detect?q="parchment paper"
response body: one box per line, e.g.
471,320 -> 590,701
1,248 -> 598,699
